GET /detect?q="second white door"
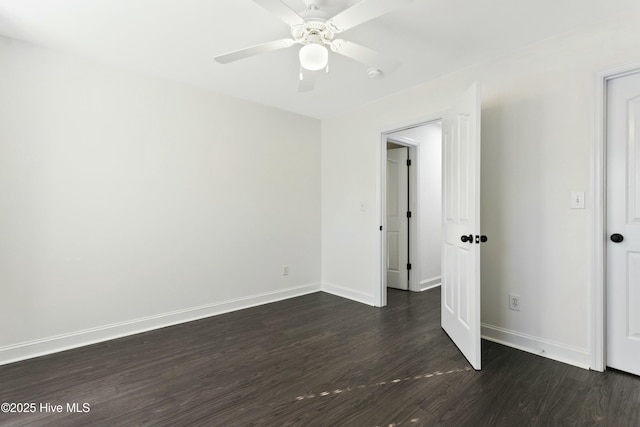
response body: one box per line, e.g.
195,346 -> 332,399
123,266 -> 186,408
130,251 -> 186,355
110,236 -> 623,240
387,147 -> 409,290
606,70 -> 640,376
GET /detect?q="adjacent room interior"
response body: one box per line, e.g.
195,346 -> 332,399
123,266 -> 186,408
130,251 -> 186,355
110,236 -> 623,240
384,122 -> 442,295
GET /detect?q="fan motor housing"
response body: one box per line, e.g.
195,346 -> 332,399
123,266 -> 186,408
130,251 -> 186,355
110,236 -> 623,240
291,19 -> 334,46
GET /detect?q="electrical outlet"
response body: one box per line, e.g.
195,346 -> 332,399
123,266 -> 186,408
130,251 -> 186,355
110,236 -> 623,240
282,265 -> 289,276
509,294 -> 521,311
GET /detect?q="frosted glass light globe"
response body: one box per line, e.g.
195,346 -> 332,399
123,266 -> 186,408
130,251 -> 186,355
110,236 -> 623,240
299,44 -> 328,71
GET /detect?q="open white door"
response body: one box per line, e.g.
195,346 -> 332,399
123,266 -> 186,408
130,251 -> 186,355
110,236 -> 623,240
441,83 -> 482,370
606,71 -> 640,376
387,147 -> 409,290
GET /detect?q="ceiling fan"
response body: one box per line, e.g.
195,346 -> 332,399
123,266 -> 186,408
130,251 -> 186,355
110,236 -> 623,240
214,0 -> 415,91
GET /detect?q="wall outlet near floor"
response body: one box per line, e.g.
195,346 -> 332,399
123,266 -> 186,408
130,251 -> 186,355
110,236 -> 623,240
509,294 -> 521,311
282,265 -> 289,276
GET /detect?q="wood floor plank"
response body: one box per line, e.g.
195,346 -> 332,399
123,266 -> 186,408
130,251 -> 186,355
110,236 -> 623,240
1,288 -> 639,426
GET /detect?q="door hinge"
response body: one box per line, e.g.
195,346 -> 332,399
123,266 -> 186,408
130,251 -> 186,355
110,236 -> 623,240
407,263 -> 412,270
407,159 -> 412,166
406,211 -> 412,218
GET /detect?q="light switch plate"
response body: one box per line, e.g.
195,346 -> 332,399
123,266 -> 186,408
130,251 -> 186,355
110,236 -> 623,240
571,191 -> 585,209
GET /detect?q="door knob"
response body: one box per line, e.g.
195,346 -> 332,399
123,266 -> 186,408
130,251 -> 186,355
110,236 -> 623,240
461,234 -> 473,243
610,233 -> 624,243
474,235 -> 488,244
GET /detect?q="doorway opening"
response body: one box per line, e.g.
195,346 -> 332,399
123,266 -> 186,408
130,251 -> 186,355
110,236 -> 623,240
381,120 -> 442,305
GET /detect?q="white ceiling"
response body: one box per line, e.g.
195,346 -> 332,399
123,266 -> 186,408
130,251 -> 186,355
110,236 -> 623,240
0,0 -> 638,119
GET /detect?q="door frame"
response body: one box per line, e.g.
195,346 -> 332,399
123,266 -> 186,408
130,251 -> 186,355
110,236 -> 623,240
378,116 -> 443,307
592,62 -> 640,372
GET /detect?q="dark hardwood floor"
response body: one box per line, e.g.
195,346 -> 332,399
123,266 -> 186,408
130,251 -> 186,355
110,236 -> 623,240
1,288 -> 639,426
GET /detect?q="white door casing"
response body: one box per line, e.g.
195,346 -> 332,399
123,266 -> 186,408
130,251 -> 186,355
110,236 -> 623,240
387,147 -> 409,290
606,71 -> 640,376
441,83 -> 482,370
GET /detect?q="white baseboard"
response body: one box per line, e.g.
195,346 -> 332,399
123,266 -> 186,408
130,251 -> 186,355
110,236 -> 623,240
12,285 -> 591,371
0,283 -> 321,366
481,323 -> 591,370
321,282 -> 376,306
419,276 -> 441,291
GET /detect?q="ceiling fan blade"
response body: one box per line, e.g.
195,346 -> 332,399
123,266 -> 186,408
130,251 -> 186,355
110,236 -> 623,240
252,0 -> 305,27
331,39 -> 399,71
298,69 -> 317,92
327,0 -> 415,33
215,38 -> 296,64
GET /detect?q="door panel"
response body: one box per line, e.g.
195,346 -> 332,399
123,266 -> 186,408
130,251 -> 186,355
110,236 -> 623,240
441,83 -> 481,370
629,253 -> 640,338
443,243 -> 455,312
387,148 -> 408,290
607,71 -> 640,376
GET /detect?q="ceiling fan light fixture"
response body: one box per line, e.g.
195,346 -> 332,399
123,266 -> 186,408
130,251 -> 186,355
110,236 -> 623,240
299,43 -> 328,71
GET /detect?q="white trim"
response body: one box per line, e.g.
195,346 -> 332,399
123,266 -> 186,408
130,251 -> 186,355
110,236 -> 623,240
592,62 -> 640,373
420,276 -> 442,291
592,68 -> 607,372
482,323 -> 591,370
0,283 -> 321,366
321,282 -> 376,306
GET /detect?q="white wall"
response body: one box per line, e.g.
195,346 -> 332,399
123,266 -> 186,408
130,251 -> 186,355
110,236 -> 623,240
321,15 -> 640,368
0,36 -> 321,364
417,125 -> 442,289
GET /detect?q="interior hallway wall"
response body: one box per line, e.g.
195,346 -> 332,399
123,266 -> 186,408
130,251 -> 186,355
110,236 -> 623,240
418,124 -> 442,290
